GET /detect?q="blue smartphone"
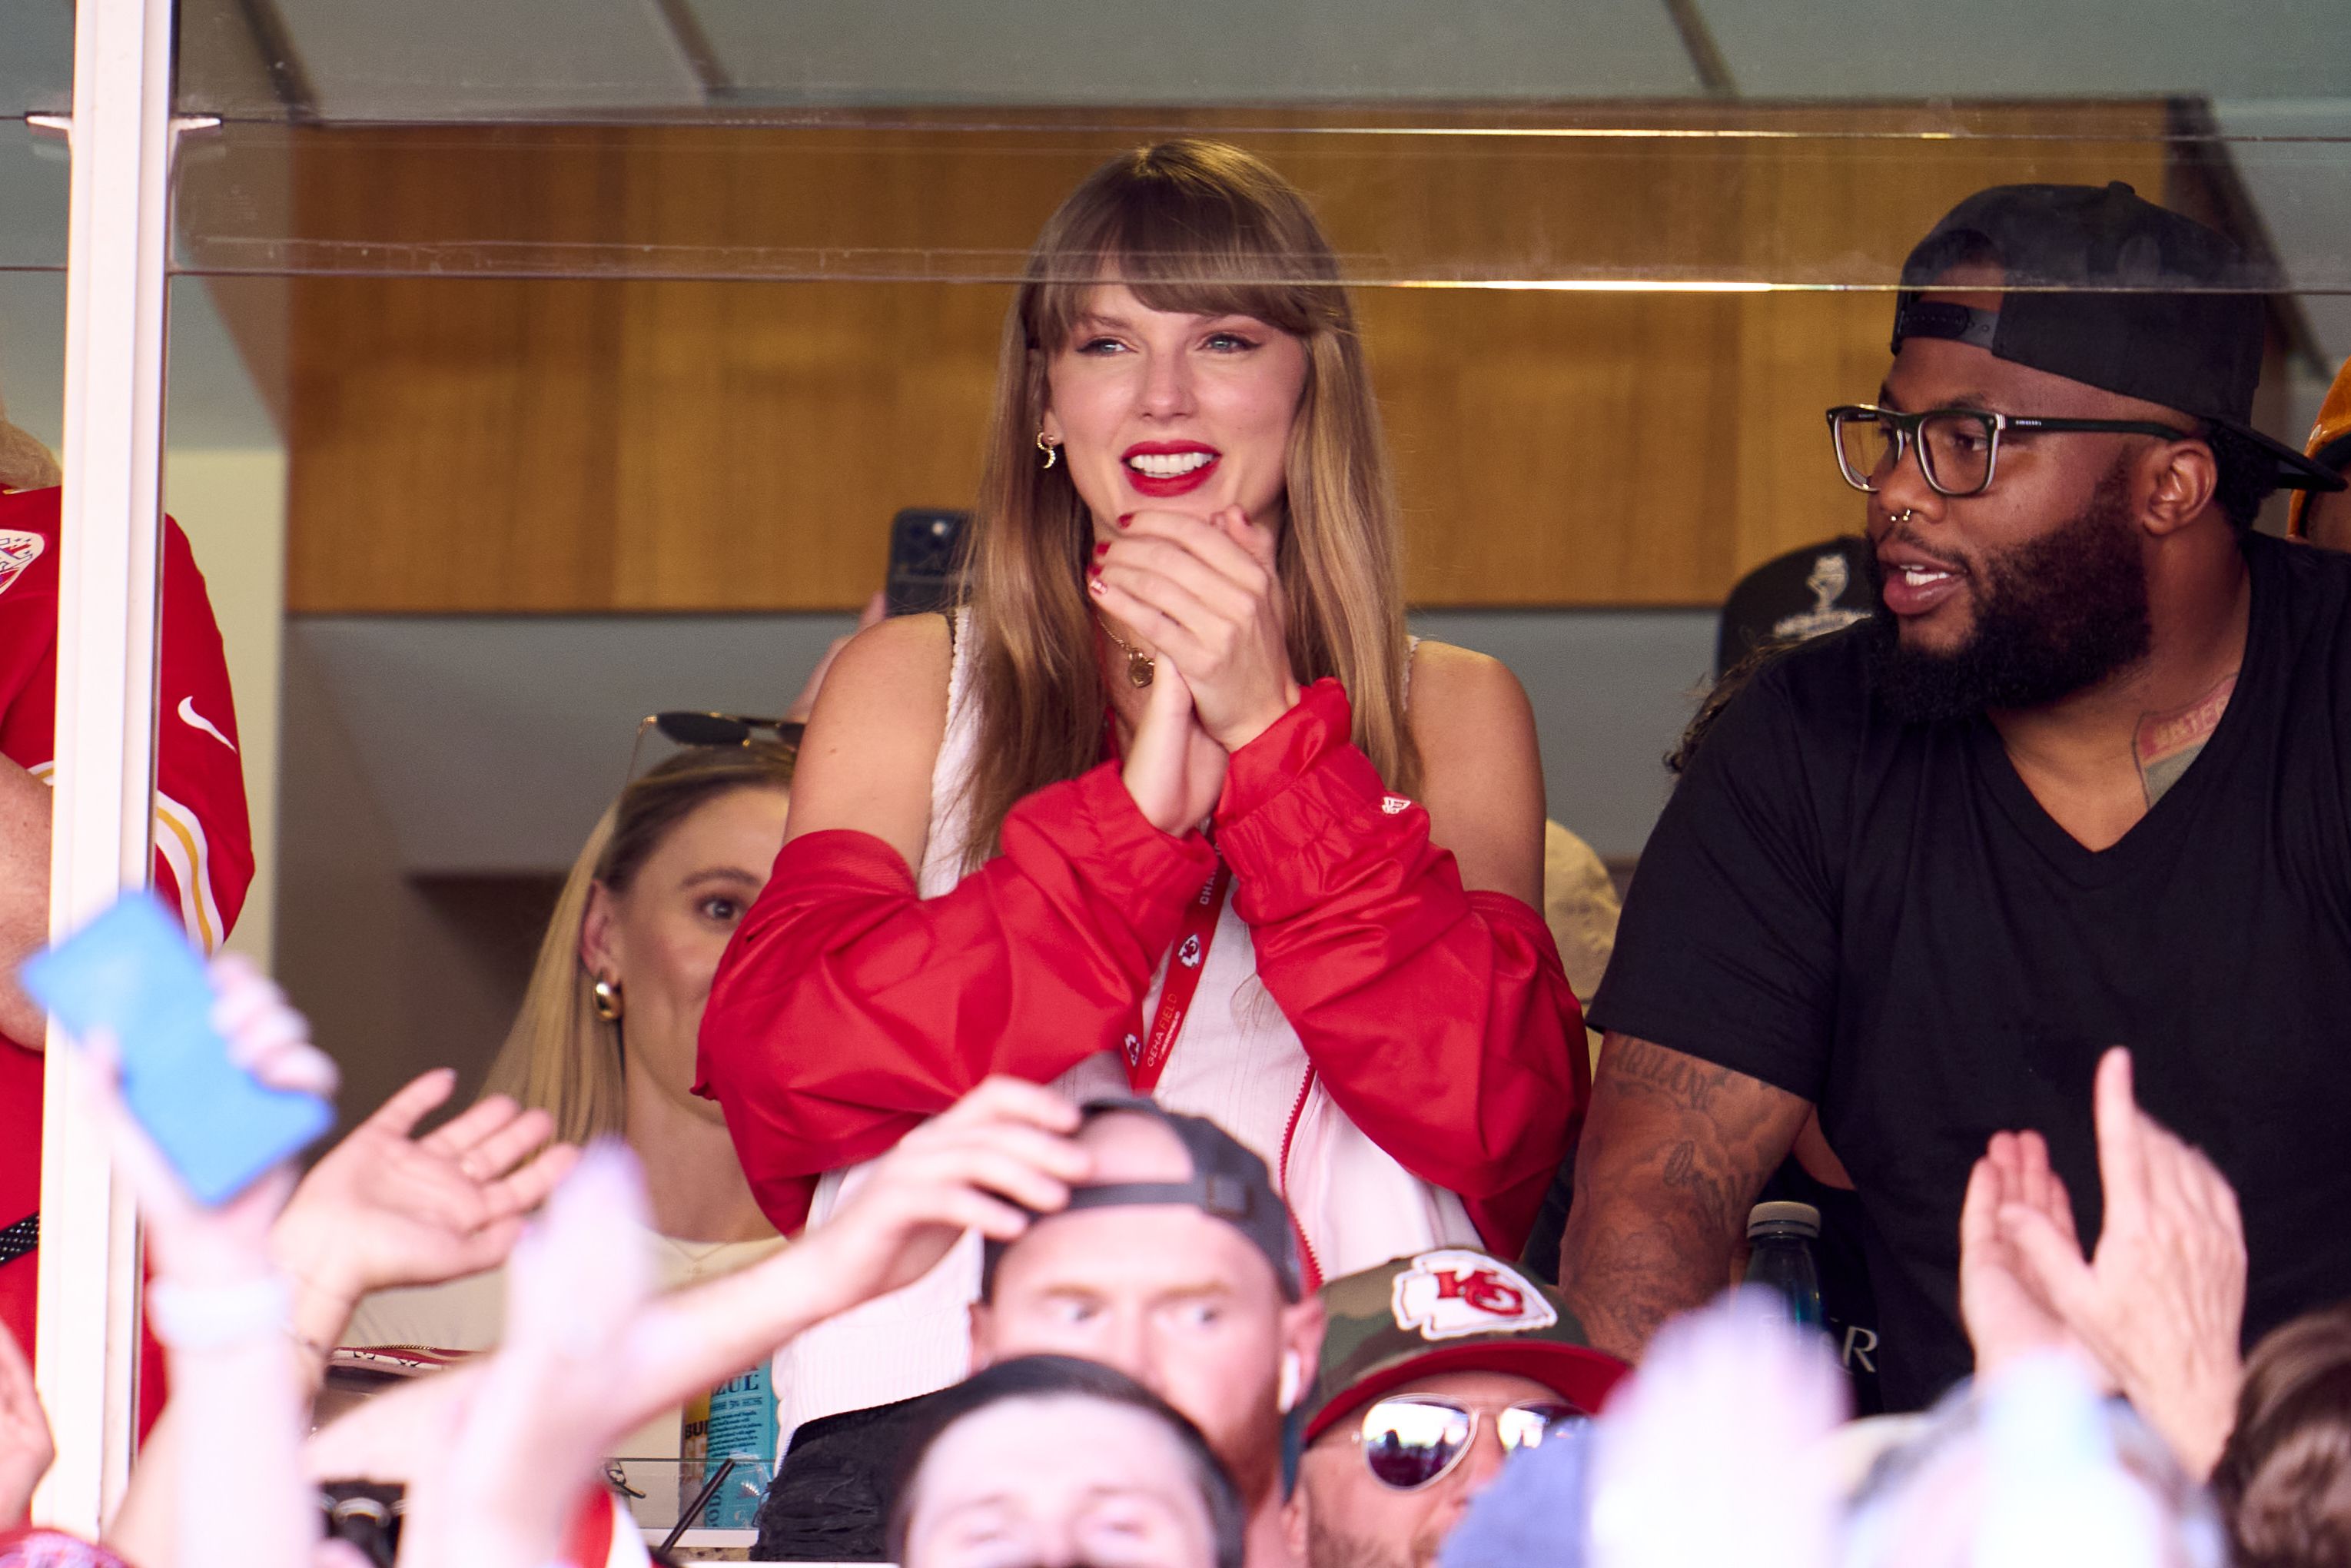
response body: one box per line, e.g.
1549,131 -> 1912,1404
21,893 -> 332,1205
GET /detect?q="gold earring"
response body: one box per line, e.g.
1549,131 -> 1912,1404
1036,430 -> 1059,470
593,978 -> 624,1022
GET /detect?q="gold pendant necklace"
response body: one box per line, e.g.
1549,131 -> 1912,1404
1099,620 -> 1156,688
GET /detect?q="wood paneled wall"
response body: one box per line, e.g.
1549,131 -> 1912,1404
253,104 -> 2207,612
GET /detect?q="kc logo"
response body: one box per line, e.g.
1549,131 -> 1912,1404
0,530 -> 44,600
1390,1249 -> 1558,1340
1177,933 -> 1204,968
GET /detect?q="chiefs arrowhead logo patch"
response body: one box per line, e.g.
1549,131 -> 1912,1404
1390,1249 -> 1557,1340
0,530 -> 44,599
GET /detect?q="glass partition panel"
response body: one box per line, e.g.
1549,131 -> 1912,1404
0,118 -> 70,274
168,110 -> 2351,292
141,0 -> 2351,1509
0,125 -> 68,448
0,1 -> 71,120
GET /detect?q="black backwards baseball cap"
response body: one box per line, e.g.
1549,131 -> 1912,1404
979,1097 -> 1303,1303
1892,181 -> 2346,494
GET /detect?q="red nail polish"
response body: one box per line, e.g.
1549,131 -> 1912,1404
1086,561 -> 1101,577
1094,541 -> 1111,556
1116,513 -> 1133,528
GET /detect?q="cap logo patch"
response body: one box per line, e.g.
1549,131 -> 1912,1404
0,530 -> 44,599
1390,1249 -> 1557,1341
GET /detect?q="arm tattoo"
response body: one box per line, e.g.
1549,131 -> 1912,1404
2134,671 -> 2236,807
1557,1035 -> 1808,1364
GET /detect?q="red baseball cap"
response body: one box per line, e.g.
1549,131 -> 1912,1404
1299,1248 -> 1629,1443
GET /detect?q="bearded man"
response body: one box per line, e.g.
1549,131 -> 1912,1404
1559,181 -> 2349,1411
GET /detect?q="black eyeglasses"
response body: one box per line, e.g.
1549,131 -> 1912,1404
1351,1395 -> 1586,1491
1826,404 -> 2191,500
624,711 -> 803,786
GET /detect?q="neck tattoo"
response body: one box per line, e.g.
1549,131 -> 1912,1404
2133,670 -> 2238,807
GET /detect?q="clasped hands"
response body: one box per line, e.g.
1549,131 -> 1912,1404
1089,507 -> 1301,835
1958,1045 -> 2246,1478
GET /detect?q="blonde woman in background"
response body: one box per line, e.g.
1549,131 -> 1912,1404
344,739 -> 797,1474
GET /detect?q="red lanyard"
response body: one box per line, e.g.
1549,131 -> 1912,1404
1124,861 -> 1231,1095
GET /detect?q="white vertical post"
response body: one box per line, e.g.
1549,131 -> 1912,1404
32,0 -> 178,1534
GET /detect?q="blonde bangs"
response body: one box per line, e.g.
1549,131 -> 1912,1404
1022,142 -> 1348,356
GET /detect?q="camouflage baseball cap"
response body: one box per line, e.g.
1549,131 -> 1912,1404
1300,1248 -> 1629,1443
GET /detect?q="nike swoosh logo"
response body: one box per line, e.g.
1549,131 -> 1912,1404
177,696 -> 236,753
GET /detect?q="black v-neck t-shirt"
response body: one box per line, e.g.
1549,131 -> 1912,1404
1589,531 -> 2351,1411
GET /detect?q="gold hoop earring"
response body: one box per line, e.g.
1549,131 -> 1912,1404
1036,430 -> 1059,470
592,978 -> 624,1022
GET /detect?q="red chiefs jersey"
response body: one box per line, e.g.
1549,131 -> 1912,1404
0,484 -> 254,1432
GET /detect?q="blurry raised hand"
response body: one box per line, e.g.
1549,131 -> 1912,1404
0,1316 -> 51,1532
269,1068 -> 579,1363
114,1059 -> 576,1567
1586,1290 -> 1846,1568
1961,1126 -> 2104,1384
302,1075 -> 1090,1568
86,952 -> 335,1285
395,1141 -> 653,1568
80,951 -> 333,1568
1996,1047 -> 2246,1479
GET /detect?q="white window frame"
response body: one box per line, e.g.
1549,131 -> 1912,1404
32,0 -> 181,1533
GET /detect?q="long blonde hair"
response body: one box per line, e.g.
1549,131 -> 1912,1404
483,742 -> 795,1145
959,138 -> 1415,868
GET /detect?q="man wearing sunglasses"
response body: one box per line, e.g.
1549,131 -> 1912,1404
1562,181 -> 2351,1414
1289,1250 -> 1622,1568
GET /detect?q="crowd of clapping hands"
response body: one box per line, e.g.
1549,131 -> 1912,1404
0,946 -> 2339,1568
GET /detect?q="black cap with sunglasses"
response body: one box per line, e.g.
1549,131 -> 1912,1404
1862,181 -> 2343,496
1300,1249 -> 1625,1489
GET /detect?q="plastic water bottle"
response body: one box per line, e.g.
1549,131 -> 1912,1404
1743,1201 -> 1825,1330
698,1364 -> 778,1529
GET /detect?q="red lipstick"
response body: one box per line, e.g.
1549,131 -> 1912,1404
1120,440 -> 1221,500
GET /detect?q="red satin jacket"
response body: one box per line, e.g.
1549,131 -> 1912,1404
695,679 -> 1587,1254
